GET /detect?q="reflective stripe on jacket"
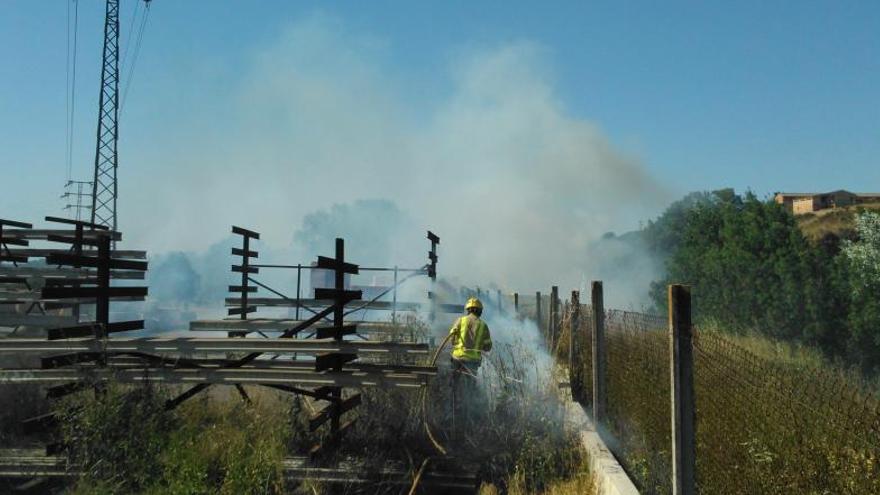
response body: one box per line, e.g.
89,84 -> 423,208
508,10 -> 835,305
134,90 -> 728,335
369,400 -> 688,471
449,313 -> 492,362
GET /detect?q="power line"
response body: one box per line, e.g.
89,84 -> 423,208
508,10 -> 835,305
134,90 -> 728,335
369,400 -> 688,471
65,0 -> 80,183
121,1 -> 151,112
65,0 -> 70,181
120,0 -> 142,73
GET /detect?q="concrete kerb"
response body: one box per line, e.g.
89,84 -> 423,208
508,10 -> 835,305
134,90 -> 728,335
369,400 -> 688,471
556,367 -> 640,495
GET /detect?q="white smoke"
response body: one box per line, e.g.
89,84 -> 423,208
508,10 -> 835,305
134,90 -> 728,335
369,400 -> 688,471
119,13 -> 669,307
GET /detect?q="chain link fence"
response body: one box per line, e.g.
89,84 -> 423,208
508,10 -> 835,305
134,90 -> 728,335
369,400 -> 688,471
548,298 -> 880,494
693,330 -> 880,494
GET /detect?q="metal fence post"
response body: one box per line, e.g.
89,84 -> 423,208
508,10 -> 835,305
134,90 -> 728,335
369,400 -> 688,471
669,284 -> 696,495
591,281 -> 606,423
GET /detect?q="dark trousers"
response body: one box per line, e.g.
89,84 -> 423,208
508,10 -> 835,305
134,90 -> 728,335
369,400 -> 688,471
451,358 -> 481,437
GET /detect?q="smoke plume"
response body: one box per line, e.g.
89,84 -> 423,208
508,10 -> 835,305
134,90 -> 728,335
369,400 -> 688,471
123,13 -> 669,308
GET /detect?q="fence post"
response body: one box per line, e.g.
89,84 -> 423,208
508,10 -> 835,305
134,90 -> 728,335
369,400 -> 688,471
591,281 -> 606,423
514,293 -> 519,314
535,292 -> 542,334
392,265 -> 398,325
550,286 -> 559,351
295,264 -> 302,320
669,284 -> 696,495
497,289 -> 502,312
569,290 -> 579,377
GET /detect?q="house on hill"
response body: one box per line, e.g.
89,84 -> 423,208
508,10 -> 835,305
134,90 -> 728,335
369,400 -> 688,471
775,190 -> 880,214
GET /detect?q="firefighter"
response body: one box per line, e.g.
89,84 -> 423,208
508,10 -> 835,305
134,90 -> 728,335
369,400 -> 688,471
449,297 -> 493,373
448,297 -> 493,433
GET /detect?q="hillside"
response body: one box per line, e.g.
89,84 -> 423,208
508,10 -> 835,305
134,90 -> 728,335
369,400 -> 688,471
796,202 -> 880,243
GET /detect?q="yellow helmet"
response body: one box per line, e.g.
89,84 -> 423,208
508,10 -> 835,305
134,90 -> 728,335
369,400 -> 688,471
465,297 -> 483,311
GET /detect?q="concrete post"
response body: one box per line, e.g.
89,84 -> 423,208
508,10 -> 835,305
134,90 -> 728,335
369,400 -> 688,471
591,281 -> 606,423
669,284 -> 696,495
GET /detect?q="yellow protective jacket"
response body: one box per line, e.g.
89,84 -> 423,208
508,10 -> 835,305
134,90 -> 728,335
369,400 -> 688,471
449,313 -> 492,362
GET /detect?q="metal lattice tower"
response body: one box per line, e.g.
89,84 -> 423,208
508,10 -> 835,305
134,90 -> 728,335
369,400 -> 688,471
61,180 -> 94,221
90,0 -> 120,231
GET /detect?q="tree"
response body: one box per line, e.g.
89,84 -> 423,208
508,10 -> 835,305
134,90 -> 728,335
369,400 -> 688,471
647,190 -> 830,341
840,211 -> 880,370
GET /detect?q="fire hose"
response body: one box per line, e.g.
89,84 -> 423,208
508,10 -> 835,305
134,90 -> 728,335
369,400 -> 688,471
421,332 -> 454,455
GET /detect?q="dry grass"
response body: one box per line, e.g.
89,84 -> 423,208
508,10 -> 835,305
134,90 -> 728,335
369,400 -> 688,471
796,202 -> 880,242
58,383 -> 293,494
2,316 -> 595,494
563,311 -> 880,495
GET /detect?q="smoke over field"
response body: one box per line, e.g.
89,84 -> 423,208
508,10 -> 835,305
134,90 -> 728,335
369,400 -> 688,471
128,14 -> 669,307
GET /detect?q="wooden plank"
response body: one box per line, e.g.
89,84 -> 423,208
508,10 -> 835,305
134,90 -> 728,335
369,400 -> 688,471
314,353 -> 357,372
189,319 -> 392,331
0,238 -> 29,246
0,254 -> 28,263
227,306 -> 257,316
1,296 -> 145,306
0,337 -> 430,355
0,219 -> 33,229
309,394 -> 361,431
313,288 -> 362,301
228,285 -> 257,293
231,226 -> 260,239
0,290 -> 41,300
14,249 -> 145,259
231,265 -> 258,274
0,314 -> 77,327
41,352 -> 104,368
0,367 -> 429,388
223,298 -> 464,314
1,229 -> 121,241
41,286 -> 147,299
47,320 -> 144,340
316,256 -> 359,274
315,324 -> 357,339
44,216 -> 108,230
0,266 -> 144,279
46,234 -> 102,246
230,248 -> 258,258
83,357 -> 438,375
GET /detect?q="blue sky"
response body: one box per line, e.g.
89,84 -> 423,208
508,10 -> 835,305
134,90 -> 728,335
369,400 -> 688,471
1,1 -> 879,271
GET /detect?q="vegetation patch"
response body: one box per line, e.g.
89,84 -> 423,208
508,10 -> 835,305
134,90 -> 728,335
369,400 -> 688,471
564,312 -> 880,495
